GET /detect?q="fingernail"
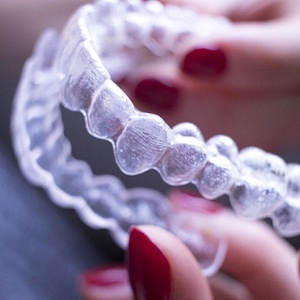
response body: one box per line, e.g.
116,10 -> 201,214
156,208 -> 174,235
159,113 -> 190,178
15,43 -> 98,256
128,226 -> 171,300
80,264 -> 132,300
169,189 -> 224,214
81,264 -> 128,288
181,46 -> 227,76
134,77 -> 180,109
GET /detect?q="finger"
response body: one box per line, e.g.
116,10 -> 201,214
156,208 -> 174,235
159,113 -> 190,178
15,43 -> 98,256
80,264 -> 133,300
219,213 -> 300,299
209,273 -> 253,300
170,190 -> 300,299
127,225 -> 213,300
162,0 -> 300,94
162,0 -> 297,21
124,1 -> 300,102
179,20 -> 300,95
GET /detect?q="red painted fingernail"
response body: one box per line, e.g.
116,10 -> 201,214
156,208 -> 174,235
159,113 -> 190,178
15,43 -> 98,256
134,77 -> 180,109
80,264 -> 132,300
81,264 -> 128,288
181,46 -> 227,76
169,189 -> 224,214
128,226 -> 171,300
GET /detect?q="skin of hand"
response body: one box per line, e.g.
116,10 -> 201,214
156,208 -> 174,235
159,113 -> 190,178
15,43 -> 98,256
80,194 -> 300,300
121,0 -> 300,151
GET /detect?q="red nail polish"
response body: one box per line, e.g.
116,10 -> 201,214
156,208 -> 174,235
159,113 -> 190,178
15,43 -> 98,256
81,264 -> 128,288
134,78 -> 180,109
181,47 -> 227,76
128,226 -> 171,300
169,189 -> 224,214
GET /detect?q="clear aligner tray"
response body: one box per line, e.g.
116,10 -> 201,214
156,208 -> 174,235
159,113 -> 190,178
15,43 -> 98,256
11,0 -> 300,276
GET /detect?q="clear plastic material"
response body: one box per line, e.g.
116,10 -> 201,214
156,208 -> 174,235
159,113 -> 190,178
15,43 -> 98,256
11,0 -> 300,281
12,0 -> 232,276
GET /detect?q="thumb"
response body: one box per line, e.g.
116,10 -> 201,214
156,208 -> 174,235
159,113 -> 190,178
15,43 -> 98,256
80,225 -> 213,300
128,225 -> 213,300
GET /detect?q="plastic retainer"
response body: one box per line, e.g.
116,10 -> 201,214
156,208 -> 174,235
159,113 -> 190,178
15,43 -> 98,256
11,0 -> 300,277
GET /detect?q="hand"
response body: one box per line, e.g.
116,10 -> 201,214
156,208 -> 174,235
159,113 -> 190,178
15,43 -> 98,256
121,0 -> 300,150
79,192 -> 300,300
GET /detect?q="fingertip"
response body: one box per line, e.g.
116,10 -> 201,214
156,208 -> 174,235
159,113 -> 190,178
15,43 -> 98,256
128,225 -> 213,300
80,264 -> 132,300
133,77 -> 180,110
180,45 -> 227,77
